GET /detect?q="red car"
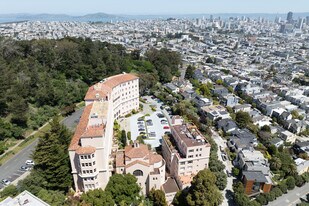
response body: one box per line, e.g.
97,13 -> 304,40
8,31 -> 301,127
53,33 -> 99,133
163,126 -> 170,129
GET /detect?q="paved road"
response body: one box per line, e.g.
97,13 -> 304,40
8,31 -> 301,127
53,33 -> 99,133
0,108 -> 84,189
212,129 -> 237,206
269,183 -> 309,206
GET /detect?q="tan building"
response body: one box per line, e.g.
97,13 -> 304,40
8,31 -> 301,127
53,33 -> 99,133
115,142 -> 166,195
162,116 -> 211,189
68,73 -> 139,193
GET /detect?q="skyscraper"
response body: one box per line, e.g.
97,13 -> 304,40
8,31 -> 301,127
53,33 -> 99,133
287,11 -> 293,23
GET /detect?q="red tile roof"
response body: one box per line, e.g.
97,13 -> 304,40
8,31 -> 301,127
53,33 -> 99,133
81,124 -> 105,138
76,146 -> 96,155
116,150 -> 125,167
84,73 -> 138,101
125,160 -> 150,169
68,104 -> 93,151
125,144 -> 149,160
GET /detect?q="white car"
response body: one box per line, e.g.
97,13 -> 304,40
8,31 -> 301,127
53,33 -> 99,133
1,179 -> 11,186
25,160 -> 34,165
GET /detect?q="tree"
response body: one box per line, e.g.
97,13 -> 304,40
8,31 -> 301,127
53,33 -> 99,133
261,125 -> 271,132
37,189 -> 68,206
270,157 -> 282,171
185,169 -> 223,206
214,171 -> 227,190
234,192 -> 251,206
185,65 -> 195,80
256,194 -> 268,205
105,174 -> 141,205
216,79 -> 223,85
148,189 -> 168,206
268,145 -> 278,156
278,182 -> 288,194
0,185 -> 18,198
286,176 -> 296,190
232,167 -> 240,176
235,111 -> 252,128
32,118 -> 72,192
271,187 -> 283,198
291,110 -> 300,119
81,189 -> 115,206
295,175 -> 305,187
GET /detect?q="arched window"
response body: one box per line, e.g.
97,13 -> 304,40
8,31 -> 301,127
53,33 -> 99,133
133,170 -> 143,176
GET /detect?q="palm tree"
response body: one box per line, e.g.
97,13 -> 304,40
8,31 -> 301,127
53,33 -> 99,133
270,157 -> 282,171
286,163 -> 297,176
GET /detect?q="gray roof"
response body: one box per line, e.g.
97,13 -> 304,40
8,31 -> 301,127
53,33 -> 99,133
243,171 -> 268,183
162,178 -> 179,194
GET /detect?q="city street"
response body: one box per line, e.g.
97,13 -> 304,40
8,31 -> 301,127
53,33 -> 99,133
269,183 -> 309,206
0,108 -> 84,189
211,129 -> 236,206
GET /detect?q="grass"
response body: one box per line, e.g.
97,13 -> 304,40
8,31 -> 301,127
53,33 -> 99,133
76,101 -> 85,109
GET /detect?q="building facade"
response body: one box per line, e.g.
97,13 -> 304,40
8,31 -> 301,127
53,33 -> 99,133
115,142 -> 166,195
162,116 -> 211,189
68,73 -> 139,193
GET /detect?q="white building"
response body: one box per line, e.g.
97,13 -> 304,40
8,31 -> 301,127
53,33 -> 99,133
68,73 -> 139,192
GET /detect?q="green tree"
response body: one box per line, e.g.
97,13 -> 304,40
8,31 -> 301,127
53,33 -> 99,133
185,65 -> 195,80
291,110 -> 300,119
256,194 -> 268,205
32,118 -> 72,191
295,175 -> 305,187
235,111 -> 252,128
0,185 -> 18,198
185,169 -> 223,206
278,182 -> 288,194
214,171 -> 227,190
81,189 -> 115,206
286,176 -> 296,190
270,157 -> 282,171
37,189 -> 68,206
261,125 -> 271,132
232,167 -> 240,176
148,188 -> 168,206
105,174 -> 141,205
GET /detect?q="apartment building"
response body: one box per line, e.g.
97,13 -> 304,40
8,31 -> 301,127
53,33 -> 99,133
68,73 -> 139,193
162,116 -> 211,189
115,141 -> 166,195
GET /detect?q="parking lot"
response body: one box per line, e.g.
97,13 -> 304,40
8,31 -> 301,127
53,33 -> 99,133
0,164 -> 32,189
129,96 -> 172,148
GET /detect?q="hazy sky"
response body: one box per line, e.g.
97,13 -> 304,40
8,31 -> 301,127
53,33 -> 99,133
0,0 -> 309,15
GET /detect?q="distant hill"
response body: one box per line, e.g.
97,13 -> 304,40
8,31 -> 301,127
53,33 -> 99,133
0,12 -> 122,23
0,12 -> 308,23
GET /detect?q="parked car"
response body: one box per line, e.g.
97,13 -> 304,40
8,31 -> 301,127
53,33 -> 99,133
138,128 -> 145,132
163,126 -> 170,129
137,117 -> 144,121
149,132 -> 156,137
21,166 -> 31,171
156,113 -> 165,118
25,160 -> 34,165
164,131 -> 171,135
226,170 -> 231,177
137,121 -> 144,125
1,179 -> 11,186
221,154 -> 227,161
138,125 -> 145,129
161,120 -> 168,124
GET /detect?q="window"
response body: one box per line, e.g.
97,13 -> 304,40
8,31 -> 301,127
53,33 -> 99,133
81,156 -> 84,159
94,168 -> 96,172
189,149 -> 194,152
200,148 -> 202,151
188,155 -> 193,158
133,170 -> 143,176
82,163 -> 85,167
93,161 -> 96,165
92,154 -> 94,158
188,161 -> 193,164
85,163 -> 88,166
180,162 -> 185,165
88,155 -> 91,159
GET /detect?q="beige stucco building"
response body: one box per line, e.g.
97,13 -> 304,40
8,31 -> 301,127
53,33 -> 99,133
162,116 -> 211,189
115,142 -> 166,195
68,73 -> 139,192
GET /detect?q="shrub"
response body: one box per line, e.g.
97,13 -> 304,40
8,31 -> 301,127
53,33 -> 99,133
232,167 -> 240,176
278,183 -> 288,194
265,191 -> 276,202
301,172 -> 309,183
286,176 -> 296,190
256,194 -> 268,205
295,175 -> 305,187
271,187 -> 282,198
